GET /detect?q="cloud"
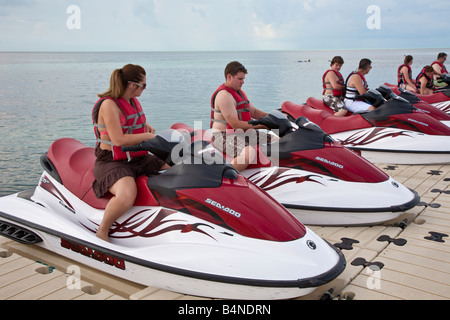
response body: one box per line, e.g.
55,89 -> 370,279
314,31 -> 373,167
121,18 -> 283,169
0,0 -> 448,51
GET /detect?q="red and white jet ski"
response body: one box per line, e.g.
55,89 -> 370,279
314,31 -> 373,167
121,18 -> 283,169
377,85 -> 450,127
285,90 -> 450,165
0,130 -> 345,300
384,75 -> 450,114
171,113 -> 419,226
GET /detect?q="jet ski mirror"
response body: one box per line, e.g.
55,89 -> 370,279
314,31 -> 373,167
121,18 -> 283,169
295,116 -> 334,143
248,110 -> 294,137
295,117 -> 323,133
437,74 -> 450,85
361,89 -> 386,108
376,85 -> 397,99
376,85 -> 410,104
122,129 -> 190,166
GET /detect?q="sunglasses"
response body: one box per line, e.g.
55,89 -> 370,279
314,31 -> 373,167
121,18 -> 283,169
128,81 -> 147,89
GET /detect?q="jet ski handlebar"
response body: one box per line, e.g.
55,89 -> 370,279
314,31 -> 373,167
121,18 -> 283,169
437,74 -> 450,85
122,129 -> 188,165
359,89 -> 387,108
248,110 -> 295,137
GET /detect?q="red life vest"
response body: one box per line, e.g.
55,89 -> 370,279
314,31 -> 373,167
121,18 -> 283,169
210,84 -> 251,130
92,97 -> 148,161
415,72 -> 434,91
322,70 -> 345,97
397,64 -> 412,86
431,61 -> 448,74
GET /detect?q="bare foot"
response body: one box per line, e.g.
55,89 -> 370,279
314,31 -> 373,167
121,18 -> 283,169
96,231 -> 110,243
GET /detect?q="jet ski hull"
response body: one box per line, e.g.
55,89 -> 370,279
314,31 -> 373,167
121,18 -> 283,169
172,120 -> 419,225
282,100 -> 450,164
0,172 -> 345,300
333,127 -> 450,164
242,167 -> 419,226
385,83 -> 450,114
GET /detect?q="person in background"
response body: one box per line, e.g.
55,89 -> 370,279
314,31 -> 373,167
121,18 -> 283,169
92,64 -> 170,242
397,55 -> 417,93
344,58 -> 376,113
416,65 -> 435,95
431,52 -> 448,88
322,56 -> 347,116
210,61 -> 273,172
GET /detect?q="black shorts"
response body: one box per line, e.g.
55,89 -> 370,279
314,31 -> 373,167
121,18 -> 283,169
92,147 -> 165,199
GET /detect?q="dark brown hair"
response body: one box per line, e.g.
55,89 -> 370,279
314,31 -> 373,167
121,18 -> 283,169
423,65 -> 434,73
98,64 -> 146,99
330,56 -> 344,66
224,61 -> 248,79
359,58 -> 372,70
437,52 -> 447,60
404,55 -> 413,64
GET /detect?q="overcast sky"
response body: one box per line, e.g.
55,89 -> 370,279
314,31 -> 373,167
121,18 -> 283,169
0,0 -> 449,52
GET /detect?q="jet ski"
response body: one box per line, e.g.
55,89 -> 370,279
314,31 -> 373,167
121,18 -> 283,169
171,113 -> 419,226
0,130 -> 345,300
384,75 -> 450,114
376,85 -> 450,127
283,90 -> 450,165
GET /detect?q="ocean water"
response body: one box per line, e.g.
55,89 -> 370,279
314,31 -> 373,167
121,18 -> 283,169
0,48 -> 448,196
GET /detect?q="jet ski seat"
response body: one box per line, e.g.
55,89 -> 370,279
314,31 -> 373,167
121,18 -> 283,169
43,138 -> 159,210
42,138 -> 111,209
281,101 -> 372,134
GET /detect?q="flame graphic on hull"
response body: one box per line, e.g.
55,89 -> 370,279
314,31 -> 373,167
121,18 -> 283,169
433,101 -> 450,113
82,208 -> 217,241
247,168 -> 324,191
337,128 -> 414,147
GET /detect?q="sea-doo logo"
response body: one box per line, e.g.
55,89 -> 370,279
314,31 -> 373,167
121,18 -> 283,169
61,239 -> 126,270
315,156 -> 344,169
205,198 -> 242,218
40,177 -> 50,184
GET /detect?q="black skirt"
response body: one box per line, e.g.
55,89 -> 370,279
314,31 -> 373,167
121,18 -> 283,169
92,147 -> 166,199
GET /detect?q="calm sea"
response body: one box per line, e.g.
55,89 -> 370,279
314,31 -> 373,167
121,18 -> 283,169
0,48 -> 448,196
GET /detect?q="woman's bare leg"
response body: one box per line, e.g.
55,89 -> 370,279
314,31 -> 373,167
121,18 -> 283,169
96,176 -> 137,242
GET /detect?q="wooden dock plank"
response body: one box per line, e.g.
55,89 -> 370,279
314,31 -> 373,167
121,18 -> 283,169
350,272 -> 448,300
1,163 -> 449,300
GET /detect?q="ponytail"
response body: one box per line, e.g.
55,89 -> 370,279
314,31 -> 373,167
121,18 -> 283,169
98,64 -> 146,99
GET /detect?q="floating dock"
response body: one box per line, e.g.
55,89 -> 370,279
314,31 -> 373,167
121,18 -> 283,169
1,163 -> 449,300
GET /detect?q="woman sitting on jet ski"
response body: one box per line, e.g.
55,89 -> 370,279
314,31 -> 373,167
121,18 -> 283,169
416,66 -> 435,95
92,64 -> 170,242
